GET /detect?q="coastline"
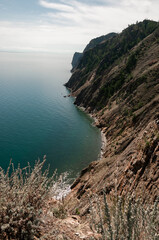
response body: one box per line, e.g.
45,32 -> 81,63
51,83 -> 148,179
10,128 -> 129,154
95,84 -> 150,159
77,105 -> 107,160
55,88 -> 107,200
64,88 -> 107,159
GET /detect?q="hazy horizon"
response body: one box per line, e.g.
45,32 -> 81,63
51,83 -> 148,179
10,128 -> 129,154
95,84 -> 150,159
0,0 -> 158,54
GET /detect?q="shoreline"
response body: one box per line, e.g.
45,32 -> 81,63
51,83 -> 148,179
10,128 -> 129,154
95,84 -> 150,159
54,89 -> 107,200
77,105 -> 107,160
64,88 -> 107,159
54,104 -> 107,200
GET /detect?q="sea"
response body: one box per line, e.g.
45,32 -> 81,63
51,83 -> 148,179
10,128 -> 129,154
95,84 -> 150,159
0,52 -> 101,180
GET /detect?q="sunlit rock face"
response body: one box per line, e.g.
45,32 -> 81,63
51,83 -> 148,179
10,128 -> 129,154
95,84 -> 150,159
65,20 -> 159,213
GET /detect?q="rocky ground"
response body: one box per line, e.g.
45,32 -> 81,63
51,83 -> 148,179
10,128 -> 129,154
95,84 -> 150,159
40,199 -> 101,240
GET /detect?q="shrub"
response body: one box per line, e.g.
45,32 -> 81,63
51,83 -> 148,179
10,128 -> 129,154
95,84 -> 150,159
132,114 -> 137,124
0,157 -> 56,240
89,193 -> 159,240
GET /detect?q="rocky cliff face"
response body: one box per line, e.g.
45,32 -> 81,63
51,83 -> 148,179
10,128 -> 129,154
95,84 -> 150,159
65,20 -> 159,214
71,52 -> 83,70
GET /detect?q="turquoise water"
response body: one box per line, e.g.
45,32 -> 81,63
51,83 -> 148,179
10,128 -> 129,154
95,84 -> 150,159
0,52 -> 101,178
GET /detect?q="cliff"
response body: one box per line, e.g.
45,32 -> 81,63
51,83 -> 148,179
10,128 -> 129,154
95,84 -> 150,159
71,32 -> 117,71
71,52 -> 83,70
65,20 -> 159,214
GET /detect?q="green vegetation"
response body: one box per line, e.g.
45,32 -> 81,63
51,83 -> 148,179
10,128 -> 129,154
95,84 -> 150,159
66,20 -> 159,106
93,50 -> 141,110
79,20 -> 158,77
52,202 -> 67,219
132,102 -> 144,112
126,75 -> 147,96
84,33 -> 117,53
125,53 -> 138,73
72,33 -> 117,70
75,208 -> 80,215
132,114 -> 137,124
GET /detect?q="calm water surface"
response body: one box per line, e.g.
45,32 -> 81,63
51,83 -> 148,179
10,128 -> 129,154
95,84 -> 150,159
0,52 -> 101,178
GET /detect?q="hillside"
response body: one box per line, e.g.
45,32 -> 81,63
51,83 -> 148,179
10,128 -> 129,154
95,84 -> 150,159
71,32 -> 117,71
65,20 -> 159,214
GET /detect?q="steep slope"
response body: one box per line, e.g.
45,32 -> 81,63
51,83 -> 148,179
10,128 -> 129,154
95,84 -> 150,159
71,32 -> 117,71
65,20 -> 159,214
71,52 -> 83,70
83,32 -> 117,52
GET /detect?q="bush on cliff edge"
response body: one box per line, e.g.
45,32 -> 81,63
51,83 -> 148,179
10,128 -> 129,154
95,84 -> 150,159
0,157 -> 55,240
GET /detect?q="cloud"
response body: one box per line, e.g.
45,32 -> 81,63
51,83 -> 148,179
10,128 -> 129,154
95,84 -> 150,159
39,0 -> 74,12
121,0 -> 151,8
0,21 -> 91,53
0,0 -> 159,53
39,0 -> 159,30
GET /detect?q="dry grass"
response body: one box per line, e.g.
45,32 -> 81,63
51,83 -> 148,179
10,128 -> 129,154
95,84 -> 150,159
0,157 -> 56,240
89,192 -> 159,240
0,158 -> 158,240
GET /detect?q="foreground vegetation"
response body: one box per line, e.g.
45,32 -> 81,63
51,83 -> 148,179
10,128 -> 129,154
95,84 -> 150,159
0,160 -> 158,239
0,158 -> 55,240
89,192 -> 159,240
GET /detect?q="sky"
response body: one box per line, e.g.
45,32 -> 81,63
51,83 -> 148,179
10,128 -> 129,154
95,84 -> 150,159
0,0 -> 158,53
